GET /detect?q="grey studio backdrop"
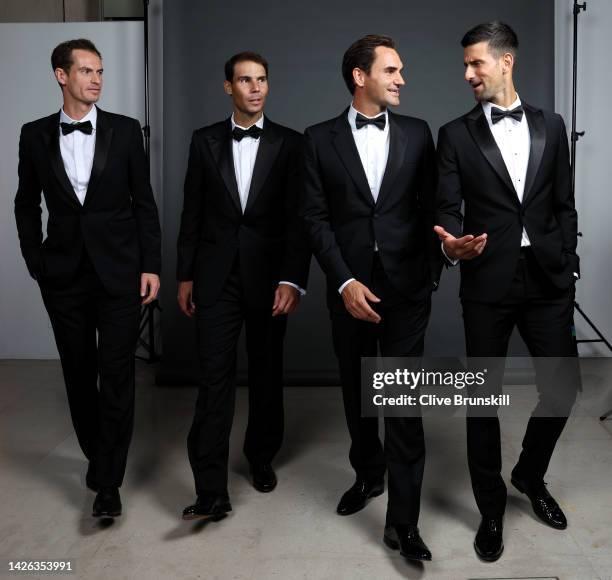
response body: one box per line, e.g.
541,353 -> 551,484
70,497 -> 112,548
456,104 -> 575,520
159,0 -> 554,385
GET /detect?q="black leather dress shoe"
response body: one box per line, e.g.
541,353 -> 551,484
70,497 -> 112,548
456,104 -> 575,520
85,462 -> 98,492
336,479 -> 384,516
182,494 -> 232,521
250,463 -> 277,493
474,517 -> 504,562
511,476 -> 567,529
384,525 -> 432,561
92,487 -> 122,518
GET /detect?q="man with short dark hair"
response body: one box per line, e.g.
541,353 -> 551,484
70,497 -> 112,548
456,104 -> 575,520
177,52 -> 310,521
301,35 -> 441,562
14,39 -> 161,518
224,51 -> 268,84
435,21 -> 579,561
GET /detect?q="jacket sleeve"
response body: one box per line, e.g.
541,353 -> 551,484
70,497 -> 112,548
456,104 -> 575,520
280,134 -> 312,290
299,128 -> 353,291
176,131 -> 205,281
128,118 -> 162,275
553,114 -> 579,277
418,121 -> 443,288
436,124 -> 464,240
14,124 -> 44,280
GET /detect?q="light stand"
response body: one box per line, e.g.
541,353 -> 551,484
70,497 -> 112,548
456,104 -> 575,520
568,1 -> 612,420
136,0 -> 161,363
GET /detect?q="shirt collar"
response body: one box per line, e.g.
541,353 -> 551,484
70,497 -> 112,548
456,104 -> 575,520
348,103 -> 388,131
231,113 -> 265,131
60,104 -> 97,130
482,94 -> 522,123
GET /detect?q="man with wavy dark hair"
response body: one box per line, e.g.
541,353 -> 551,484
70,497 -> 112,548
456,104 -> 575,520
301,34 -> 441,562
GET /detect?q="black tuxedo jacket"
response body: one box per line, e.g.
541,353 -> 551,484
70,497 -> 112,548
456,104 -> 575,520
436,101 -> 579,303
14,108 -> 161,294
301,109 -> 441,312
177,117 -> 310,307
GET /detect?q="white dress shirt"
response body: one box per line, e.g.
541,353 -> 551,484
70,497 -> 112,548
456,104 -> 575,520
482,95 -> 531,247
59,105 -> 97,205
338,105 -> 390,294
347,104 -> 390,203
231,113 -> 264,213
230,114 -> 304,295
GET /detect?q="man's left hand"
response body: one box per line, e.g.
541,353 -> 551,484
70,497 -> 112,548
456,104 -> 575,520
272,284 -> 300,316
141,273 -> 160,305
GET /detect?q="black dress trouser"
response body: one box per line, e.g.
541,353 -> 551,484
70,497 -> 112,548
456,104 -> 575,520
462,248 -> 578,517
331,254 -> 431,526
40,251 -> 141,488
188,259 -> 287,497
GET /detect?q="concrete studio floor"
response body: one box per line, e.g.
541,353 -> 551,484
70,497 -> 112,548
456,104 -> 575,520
0,359 -> 611,580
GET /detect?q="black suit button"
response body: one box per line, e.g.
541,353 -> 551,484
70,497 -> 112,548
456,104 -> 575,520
373,213 -> 379,219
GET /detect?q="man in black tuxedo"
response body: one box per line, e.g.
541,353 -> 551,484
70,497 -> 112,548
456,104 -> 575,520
301,35 -> 441,561
435,22 -> 579,561
14,39 -> 161,517
177,52 -> 310,521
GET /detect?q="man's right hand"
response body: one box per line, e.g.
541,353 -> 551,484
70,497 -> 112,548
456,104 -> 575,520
177,280 -> 196,317
434,225 -> 488,261
341,280 -> 381,323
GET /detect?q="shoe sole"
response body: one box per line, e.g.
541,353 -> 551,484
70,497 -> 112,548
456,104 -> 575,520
539,519 -> 567,530
251,480 -> 277,493
93,511 -> 121,518
336,487 -> 385,516
182,511 -> 230,522
384,535 -> 431,562
511,478 -> 567,530
474,541 -> 503,562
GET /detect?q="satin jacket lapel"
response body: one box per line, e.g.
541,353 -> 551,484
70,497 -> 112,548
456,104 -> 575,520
376,112 -> 407,208
206,119 -> 242,213
466,105 -> 518,202
331,112 -> 375,206
522,104 -> 546,207
84,108 -> 113,206
244,119 -> 283,214
43,112 -> 81,207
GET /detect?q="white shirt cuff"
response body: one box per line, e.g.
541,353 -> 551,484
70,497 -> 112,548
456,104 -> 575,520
338,278 -> 356,294
279,281 -> 306,296
441,242 -> 459,266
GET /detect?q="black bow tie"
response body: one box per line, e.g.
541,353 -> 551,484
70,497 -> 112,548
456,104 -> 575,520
232,125 -> 263,142
60,120 -> 93,135
490,105 -> 524,124
355,112 -> 386,130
